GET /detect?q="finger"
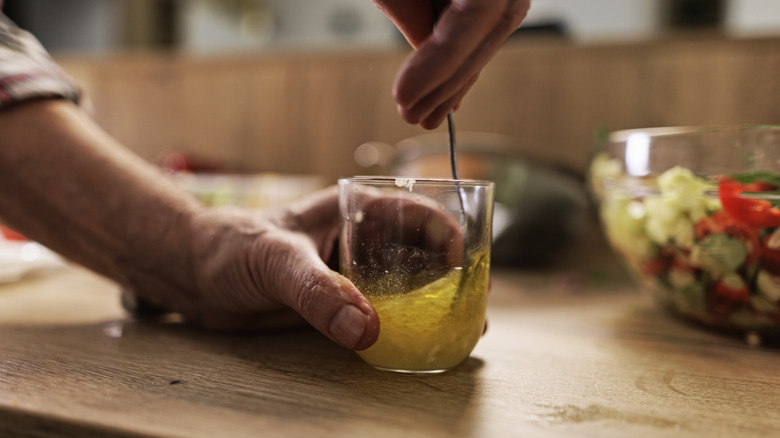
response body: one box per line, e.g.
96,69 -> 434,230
258,230 -> 379,351
393,0 -> 509,111
417,73 -> 479,130
398,21 -> 512,125
395,1 -> 529,125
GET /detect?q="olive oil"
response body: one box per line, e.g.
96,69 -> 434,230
355,251 -> 489,373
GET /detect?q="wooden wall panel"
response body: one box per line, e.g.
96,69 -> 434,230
243,58 -> 303,174
644,39 -> 780,127
295,53 -> 391,181
176,59 -> 255,166
55,36 -> 780,181
70,56 -> 184,161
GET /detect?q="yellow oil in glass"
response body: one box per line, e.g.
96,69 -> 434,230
355,252 -> 489,373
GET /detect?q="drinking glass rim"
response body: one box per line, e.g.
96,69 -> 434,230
339,176 -> 494,188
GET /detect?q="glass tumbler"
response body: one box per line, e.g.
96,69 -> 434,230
338,177 -> 494,373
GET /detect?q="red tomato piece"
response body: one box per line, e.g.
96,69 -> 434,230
707,278 -> 751,321
718,177 -> 780,228
714,278 -> 750,303
642,256 -> 670,276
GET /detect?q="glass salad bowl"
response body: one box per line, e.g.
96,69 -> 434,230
589,126 -> 780,345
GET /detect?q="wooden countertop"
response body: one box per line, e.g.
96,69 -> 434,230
1,236 -> 779,438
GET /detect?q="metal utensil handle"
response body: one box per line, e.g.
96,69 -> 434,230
447,110 -> 459,180
432,4 -> 468,274
431,3 -> 462,180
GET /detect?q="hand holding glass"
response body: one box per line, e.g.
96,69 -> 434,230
339,177 -> 494,373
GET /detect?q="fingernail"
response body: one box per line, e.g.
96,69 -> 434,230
329,305 -> 367,349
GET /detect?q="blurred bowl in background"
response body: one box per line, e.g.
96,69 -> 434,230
589,125 -> 780,344
357,131 -> 591,267
173,172 -> 326,209
157,150 -> 326,209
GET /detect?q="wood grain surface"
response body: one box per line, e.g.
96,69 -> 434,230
1,232 -> 778,438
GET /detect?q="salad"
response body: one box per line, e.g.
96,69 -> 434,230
591,153 -> 780,341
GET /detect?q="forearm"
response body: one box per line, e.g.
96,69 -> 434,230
0,99 -> 203,291
0,100 -> 381,346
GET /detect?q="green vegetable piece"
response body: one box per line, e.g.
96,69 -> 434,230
690,233 -> 748,277
730,170 -> 780,187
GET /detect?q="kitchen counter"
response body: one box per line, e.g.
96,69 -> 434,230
1,235 -> 778,438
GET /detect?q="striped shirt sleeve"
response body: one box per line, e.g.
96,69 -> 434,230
0,12 -> 81,109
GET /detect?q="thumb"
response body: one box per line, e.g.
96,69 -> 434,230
263,232 -> 379,350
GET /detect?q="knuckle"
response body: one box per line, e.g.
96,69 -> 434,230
294,272 -> 337,316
